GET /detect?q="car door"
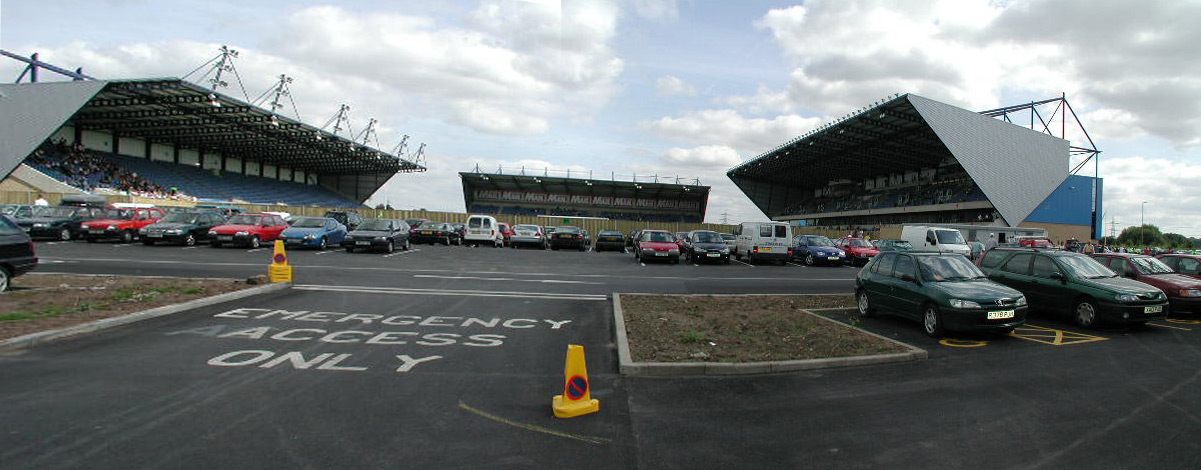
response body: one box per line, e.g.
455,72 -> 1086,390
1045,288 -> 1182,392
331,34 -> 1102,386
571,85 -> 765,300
794,237 -> 810,259
889,254 -> 925,320
1027,255 -> 1063,309
992,253 -> 1034,295
865,253 -> 897,311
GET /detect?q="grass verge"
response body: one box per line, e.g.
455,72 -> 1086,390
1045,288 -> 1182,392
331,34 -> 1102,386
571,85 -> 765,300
620,294 -> 909,363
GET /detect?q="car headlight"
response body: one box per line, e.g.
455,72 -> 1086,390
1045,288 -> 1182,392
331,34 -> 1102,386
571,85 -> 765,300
166,229 -> 183,235
669,249 -> 679,254
836,250 -> 846,256
305,234 -> 317,239
139,228 -> 148,234
107,225 -> 117,230
1180,289 -> 1201,298
377,236 -> 388,241
695,248 -> 707,253
1115,294 -> 1139,303
33,223 -> 47,228
642,248 -> 654,252
208,230 -> 218,236
235,231 -> 249,236
948,299 -> 981,309
1015,296 -> 1027,306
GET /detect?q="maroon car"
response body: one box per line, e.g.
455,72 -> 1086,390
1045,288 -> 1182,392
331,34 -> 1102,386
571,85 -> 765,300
1093,253 -> 1201,313
836,237 -> 880,266
1157,254 -> 1201,280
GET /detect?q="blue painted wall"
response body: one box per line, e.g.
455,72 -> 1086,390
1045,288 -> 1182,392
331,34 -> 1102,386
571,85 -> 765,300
1025,174 -> 1103,239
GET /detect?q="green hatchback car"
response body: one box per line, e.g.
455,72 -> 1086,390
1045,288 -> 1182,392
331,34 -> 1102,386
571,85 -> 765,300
977,248 -> 1169,328
856,252 -> 1028,338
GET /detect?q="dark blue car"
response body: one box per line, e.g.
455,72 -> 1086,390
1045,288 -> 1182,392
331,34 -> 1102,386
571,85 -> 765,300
280,217 -> 347,250
792,235 -> 847,266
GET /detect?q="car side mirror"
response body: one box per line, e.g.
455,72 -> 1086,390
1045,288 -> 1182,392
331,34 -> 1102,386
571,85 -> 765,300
900,274 -> 917,283
926,236 -> 937,245
1050,272 -> 1066,282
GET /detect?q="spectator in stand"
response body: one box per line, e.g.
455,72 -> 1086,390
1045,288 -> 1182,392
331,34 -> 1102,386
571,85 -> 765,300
34,193 -> 49,206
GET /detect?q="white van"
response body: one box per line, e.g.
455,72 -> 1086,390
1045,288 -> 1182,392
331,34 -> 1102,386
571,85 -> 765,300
900,225 -> 971,257
464,214 -> 503,247
733,221 -> 792,265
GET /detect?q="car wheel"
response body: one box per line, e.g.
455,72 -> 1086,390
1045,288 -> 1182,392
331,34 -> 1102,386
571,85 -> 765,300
404,239 -> 411,251
856,290 -> 875,317
386,241 -> 394,253
250,236 -> 261,249
923,304 -> 945,338
59,228 -> 72,241
119,230 -> 134,244
184,234 -> 196,247
1073,298 -> 1098,328
319,237 -> 328,250
0,267 -> 9,292
444,236 -> 450,246
805,254 -> 815,266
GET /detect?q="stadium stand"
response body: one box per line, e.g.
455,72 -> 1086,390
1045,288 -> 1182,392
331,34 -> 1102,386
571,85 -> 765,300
462,170 -> 710,223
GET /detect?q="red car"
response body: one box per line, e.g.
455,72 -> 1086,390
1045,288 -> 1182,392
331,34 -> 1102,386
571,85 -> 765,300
208,213 -> 289,248
1093,253 -> 1201,314
836,237 -> 880,266
82,207 -> 165,243
497,222 -> 514,247
1157,254 -> 1201,280
1017,236 -> 1055,249
634,230 -> 680,264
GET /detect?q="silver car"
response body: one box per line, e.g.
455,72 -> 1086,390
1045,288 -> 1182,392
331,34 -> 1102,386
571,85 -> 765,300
510,224 -> 548,249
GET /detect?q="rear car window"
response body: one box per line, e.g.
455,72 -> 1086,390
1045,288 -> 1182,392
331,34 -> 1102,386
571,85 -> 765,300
873,253 -> 896,274
774,225 -> 787,238
759,225 -> 772,237
1179,258 -> 1200,274
893,255 -> 916,278
468,218 -> 482,228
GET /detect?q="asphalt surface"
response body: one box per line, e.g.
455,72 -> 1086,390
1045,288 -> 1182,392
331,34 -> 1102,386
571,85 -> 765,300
4,239 -> 1201,468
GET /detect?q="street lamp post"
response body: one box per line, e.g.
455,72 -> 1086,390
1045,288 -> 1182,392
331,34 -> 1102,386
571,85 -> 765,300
1141,201 -> 1148,248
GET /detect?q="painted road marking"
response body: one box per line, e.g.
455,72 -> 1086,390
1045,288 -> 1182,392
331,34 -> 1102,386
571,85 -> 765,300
458,401 -> 611,445
413,274 -> 600,285
939,338 -> 989,348
1009,324 -> 1107,346
183,246 -> 198,250
787,262 -> 805,268
1146,322 -> 1191,331
294,284 -> 608,301
732,259 -> 754,267
314,250 -> 337,255
247,248 -> 268,253
1166,318 -> 1201,325
384,249 -> 421,258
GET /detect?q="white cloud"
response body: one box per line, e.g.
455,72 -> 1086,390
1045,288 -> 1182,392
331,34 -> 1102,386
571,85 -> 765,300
644,109 -> 822,155
663,145 -> 741,167
656,75 -> 696,96
628,0 -> 679,21
1100,156 -> 1201,237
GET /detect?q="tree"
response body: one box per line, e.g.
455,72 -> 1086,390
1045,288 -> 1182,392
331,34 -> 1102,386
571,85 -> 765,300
1162,232 -> 1189,249
1118,224 -> 1162,247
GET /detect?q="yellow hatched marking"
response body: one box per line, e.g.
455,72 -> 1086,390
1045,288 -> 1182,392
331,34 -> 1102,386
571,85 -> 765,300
1009,323 -> 1108,346
939,338 -> 989,348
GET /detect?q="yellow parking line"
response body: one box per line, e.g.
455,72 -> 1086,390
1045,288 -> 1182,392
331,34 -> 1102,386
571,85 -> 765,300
1009,323 -> 1107,346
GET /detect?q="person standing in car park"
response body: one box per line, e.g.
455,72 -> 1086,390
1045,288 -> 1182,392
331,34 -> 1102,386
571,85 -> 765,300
34,193 -> 49,206
985,233 -> 998,251
1083,241 -> 1095,254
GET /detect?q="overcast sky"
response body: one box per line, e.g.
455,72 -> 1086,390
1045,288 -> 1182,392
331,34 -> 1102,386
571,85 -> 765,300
2,0 -> 1199,235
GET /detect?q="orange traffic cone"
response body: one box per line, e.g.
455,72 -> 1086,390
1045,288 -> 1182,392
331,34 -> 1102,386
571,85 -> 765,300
552,344 -> 600,418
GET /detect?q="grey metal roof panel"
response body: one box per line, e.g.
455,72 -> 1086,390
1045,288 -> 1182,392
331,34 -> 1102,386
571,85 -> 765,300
907,94 -> 1068,226
0,80 -> 107,180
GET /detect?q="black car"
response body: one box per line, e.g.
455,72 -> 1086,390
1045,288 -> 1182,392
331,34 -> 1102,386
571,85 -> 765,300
594,230 -> 625,252
324,210 -> 363,230
140,211 -> 225,246
410,222 -> 461,245
0,215 -> 37,291
684,230 -> 731,264
343,218 -> 411,253
549,226 -> 587,251
16,206 -> 104,241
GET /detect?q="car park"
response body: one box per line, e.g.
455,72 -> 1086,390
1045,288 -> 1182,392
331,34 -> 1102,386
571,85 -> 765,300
635,230 -> 680,264
549,225 -> 588,251
856,252 -> 1028,338
324,210 -> 363,231
464,214 -> 503,247
901,225 -> 971,257
792,235 -> 846,266
194,204 -> 243,218
0,215 -> 37,291
594,230 -> 625,252
684,230 -> 730,264
509,224 -> 548,249
1157,253 -> 1201,280
140,211 -> 224,246
875,239 -> 913,252
733,221 -> 792,265
835,237 -> 880,266
1093,253 -> 1201,314
978,248 -> 1168,328
81,207 -> 165,243
280,217 -> 347,250
410,222 -> 460,245
16,206 -> 103,240
209,213 -> 289,248
343,218 -> 411,253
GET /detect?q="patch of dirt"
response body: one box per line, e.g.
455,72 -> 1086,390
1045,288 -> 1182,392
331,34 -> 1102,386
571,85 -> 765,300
0,274 -> 256,341
620,294 -> 908,363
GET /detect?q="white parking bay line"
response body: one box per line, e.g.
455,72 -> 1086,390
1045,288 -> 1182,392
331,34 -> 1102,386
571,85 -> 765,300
732,259 -> 754,267
314,250 -> 337,255
787,262 -> 805,267
246,248 -> 268,253
183,246 -> 198,250
413,274 -> 601,285
384,249 -> 421,258
294,284 -> 608,301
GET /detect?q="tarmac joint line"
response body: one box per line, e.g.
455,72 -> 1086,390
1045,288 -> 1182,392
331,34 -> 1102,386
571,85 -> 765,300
457,401 -> 611,445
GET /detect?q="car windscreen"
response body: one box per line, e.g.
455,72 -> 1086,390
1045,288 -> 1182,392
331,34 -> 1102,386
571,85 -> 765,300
890,240 -> 914,249
848,239 -> 872,247
693,232 -> 724,243
1132,256 -> 1174,274
421,223 -> 445,231
804,237 -> 834,247
721,234 -> 735,241
161,212 -> 199,224
225,215 -> 263,225
1058,254 -> 1117,279
642,231 -> 673,243
357,219 -> 392,231
917,256 -> 986,282
291,218 -> 327,228
557,226 -> 582,233
936,230 -> 966,245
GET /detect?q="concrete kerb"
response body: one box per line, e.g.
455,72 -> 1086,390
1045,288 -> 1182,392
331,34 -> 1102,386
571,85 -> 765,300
612,293 -> 927,377
0,282 -> 291,352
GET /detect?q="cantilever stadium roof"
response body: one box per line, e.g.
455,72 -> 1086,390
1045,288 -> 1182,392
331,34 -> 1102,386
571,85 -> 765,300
727,94 -> 1069,227
460,172 -> 711,217
0,78 -> 424,182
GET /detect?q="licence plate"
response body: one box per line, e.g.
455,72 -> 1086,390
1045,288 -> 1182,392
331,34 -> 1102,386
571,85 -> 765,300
559,234 -> 571,239
828,256 -> 840,260
218,235 -> 233,241
90,229 -> 104,234
760,247 -> 772,253
1145,305 -> 1163,314
356,241 -> 370,246
422,231 -> 432,235
148,233 -> 163,238
707,253 -> 720,257
654,252 -> 668,257
987,310 -> 1015,320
